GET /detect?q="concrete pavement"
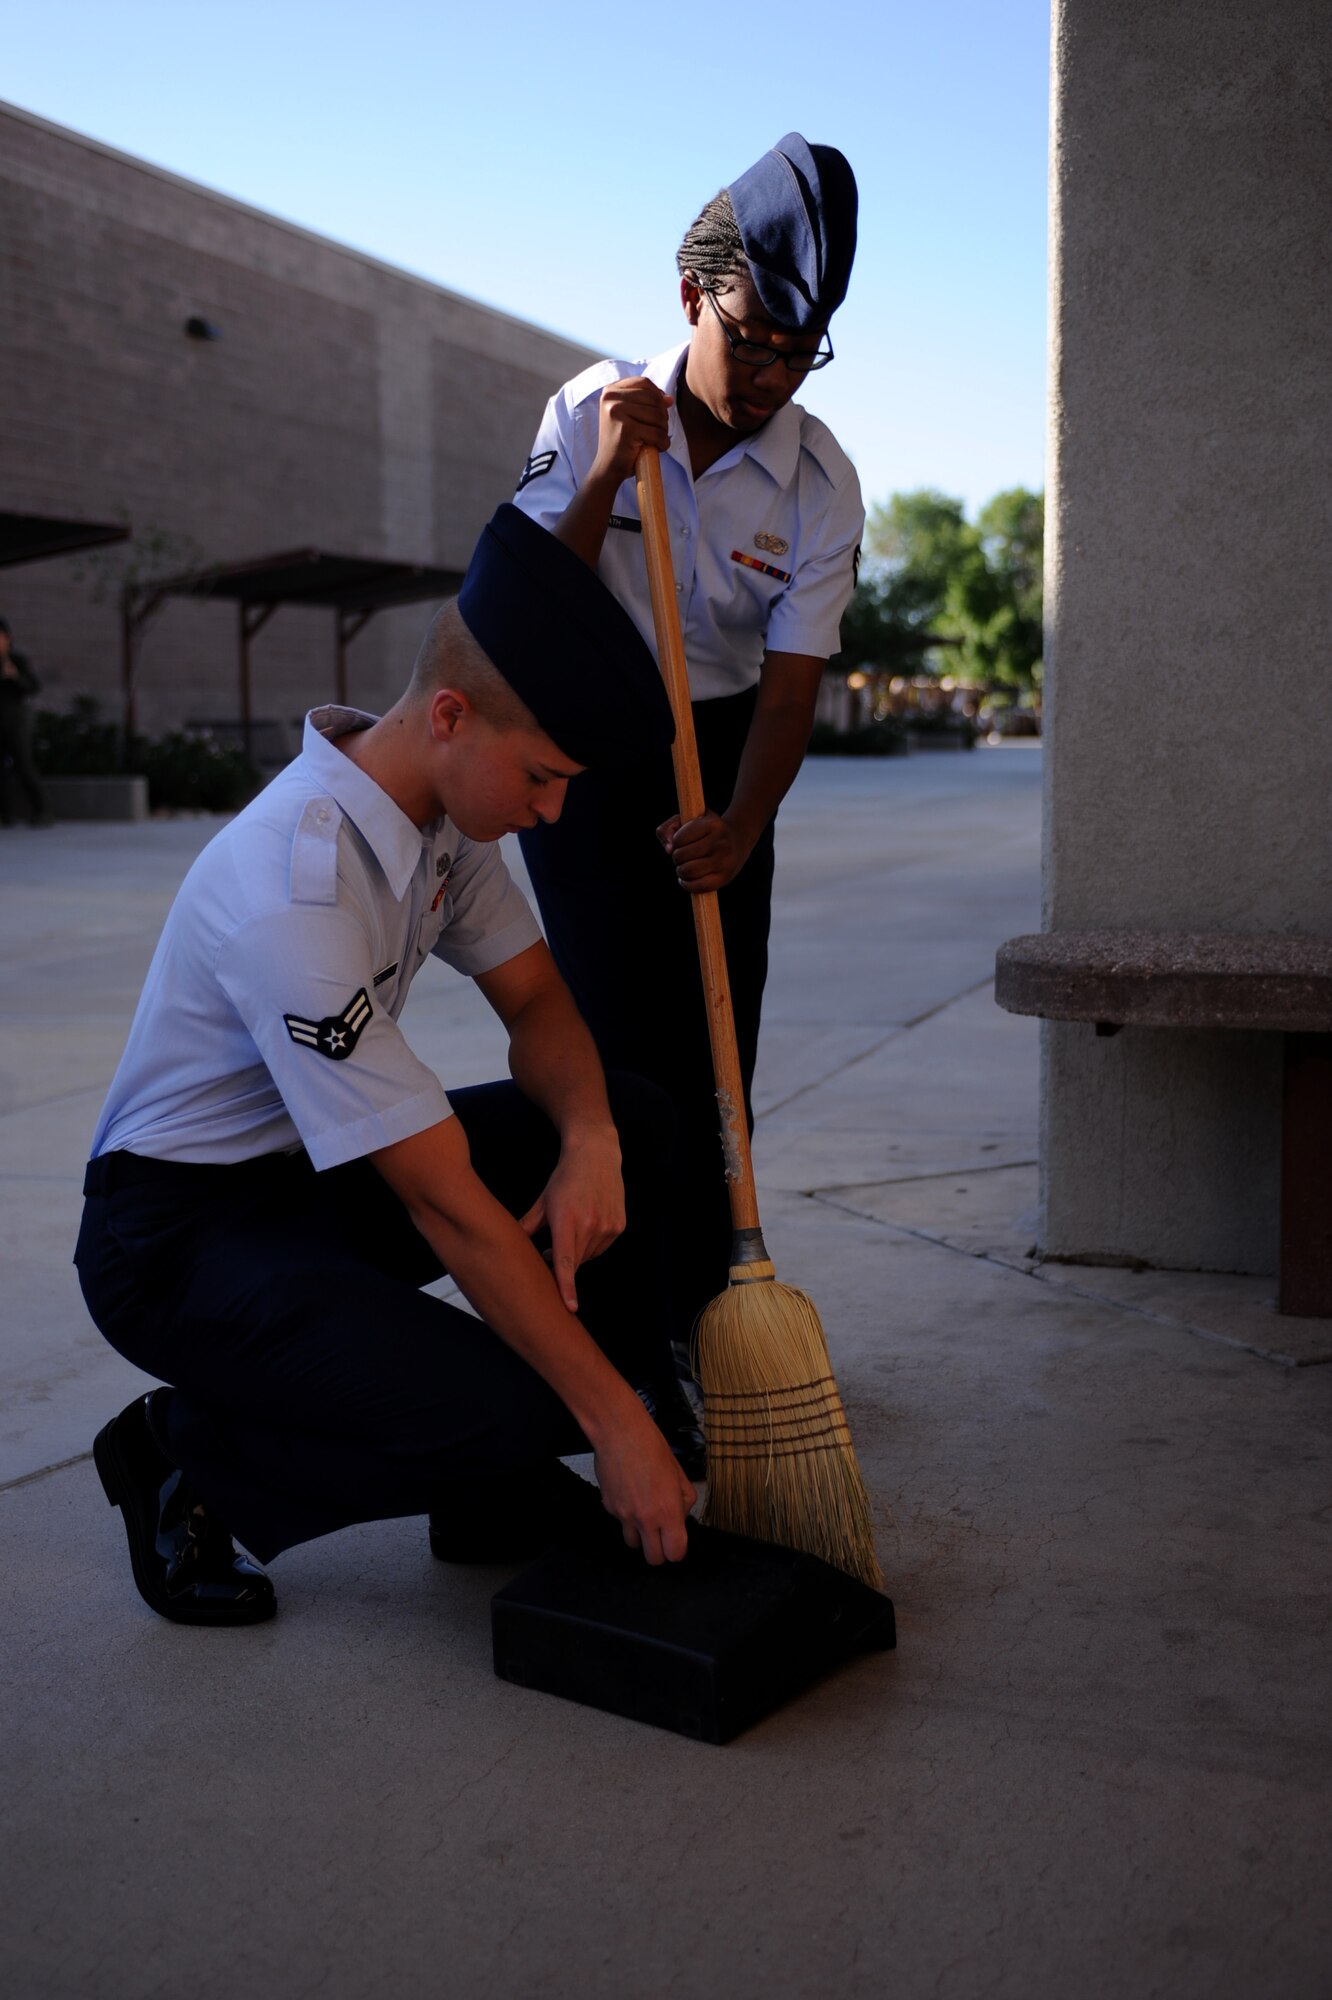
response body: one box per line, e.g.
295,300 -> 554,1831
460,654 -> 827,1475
3,744 -> 1330,1999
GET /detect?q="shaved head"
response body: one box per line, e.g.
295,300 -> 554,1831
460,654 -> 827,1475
409,599 -> 538,733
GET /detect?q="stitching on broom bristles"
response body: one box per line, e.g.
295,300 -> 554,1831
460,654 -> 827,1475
705,1434 -> 855,1460
695,1282 -> 884,1588
706,1381 -> 849,1433
707,1410 -> 851,1437
706,1376 -> 839,1403
707,1424 -> 851,1447
706,1405 -> 843,1425
704,1416 -> 852,1432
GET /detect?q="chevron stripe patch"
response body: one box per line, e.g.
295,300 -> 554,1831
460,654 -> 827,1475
284,987 -> 373,1061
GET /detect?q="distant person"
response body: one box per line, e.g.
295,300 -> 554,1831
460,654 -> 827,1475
0,616 -> 51,826
512,134 -> 864,1378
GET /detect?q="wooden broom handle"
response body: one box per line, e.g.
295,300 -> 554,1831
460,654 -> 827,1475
635,448 -> 761,1235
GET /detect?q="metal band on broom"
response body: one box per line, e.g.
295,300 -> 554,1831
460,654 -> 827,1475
634,448 -> 882,1591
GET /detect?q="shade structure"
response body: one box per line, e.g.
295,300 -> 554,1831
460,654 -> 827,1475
0,509 -> 129,570
147,548 -> 464,615
123,547 -> 465,754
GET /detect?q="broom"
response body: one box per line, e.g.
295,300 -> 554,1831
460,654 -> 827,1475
634,447 -> 882,1591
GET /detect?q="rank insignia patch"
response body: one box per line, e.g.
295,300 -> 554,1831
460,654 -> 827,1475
517,450 -> 557,492
754,531 -> 789,556
284,988 -> 372,1061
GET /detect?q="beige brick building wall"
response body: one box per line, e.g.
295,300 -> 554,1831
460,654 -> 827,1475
0,101 -> 594,737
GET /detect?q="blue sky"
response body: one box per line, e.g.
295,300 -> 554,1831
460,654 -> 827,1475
5,0 -> 1049,519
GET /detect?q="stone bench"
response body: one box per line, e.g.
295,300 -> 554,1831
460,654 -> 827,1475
994,930 -> 1332,1316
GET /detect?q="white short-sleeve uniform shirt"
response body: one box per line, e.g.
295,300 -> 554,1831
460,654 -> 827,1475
513,342 -> 864,702
91,708 -> 542,1171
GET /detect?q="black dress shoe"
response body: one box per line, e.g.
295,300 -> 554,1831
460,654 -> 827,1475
93,1394 -> 276,1625
428,1460 -> 620,1565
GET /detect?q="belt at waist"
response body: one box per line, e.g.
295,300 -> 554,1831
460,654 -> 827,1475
83,1148 -> 310,1197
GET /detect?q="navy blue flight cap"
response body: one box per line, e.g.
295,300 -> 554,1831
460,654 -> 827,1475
727,133 -> 858,331
457,504 -> 674,769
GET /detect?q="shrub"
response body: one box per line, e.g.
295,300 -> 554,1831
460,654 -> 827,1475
137,732 -> 260,812
32,698 -> 123,776
904,709 -> 978,749
807,718 -> 908,758
33,699 -> 260,811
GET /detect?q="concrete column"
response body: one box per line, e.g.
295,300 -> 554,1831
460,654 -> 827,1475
1042,0 -> 1332,1272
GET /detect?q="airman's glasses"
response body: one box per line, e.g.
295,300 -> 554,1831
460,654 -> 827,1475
697,285 -> 834,374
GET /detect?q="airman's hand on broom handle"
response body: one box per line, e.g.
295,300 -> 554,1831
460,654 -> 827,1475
591,378 -> 672,484
551,379 -> 673,572
656,807 -> 755,894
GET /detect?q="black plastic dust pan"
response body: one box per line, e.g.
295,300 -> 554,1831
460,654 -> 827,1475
491,1518 -> 894,1744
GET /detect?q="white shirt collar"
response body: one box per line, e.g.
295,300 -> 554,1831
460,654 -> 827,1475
643,341 -> 804,492
302,708 -> 435,903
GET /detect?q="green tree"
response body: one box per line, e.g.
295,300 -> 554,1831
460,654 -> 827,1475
835,491 -> 971,671
839,485 -> 1044,689
836,568 -> 935,671
974,486 -> 1044,685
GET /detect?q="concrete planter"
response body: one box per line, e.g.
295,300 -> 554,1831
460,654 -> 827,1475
44,775 -> 150,821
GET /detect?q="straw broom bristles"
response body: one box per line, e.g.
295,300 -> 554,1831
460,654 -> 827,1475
634,448 -> 883,1595
696,1269 -> 883,1592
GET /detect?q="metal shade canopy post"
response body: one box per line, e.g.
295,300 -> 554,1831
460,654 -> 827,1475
335,610 -> 375,708
239,603 -> 280,762
121,548 -> 466,758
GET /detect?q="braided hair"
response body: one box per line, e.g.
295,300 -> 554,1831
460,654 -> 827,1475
675,191 -> 748,294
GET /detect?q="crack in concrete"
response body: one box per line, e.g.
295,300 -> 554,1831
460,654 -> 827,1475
426,1724 -> 536,1832
0,1448 -> 94,1493
806,1191 -> 1327,1373
809,1158 -> 1038,1198
755,975 -> 995,1122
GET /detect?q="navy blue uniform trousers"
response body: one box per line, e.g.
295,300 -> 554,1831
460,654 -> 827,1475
520,686 -> 774,1346
74,1074 -> 675,1564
